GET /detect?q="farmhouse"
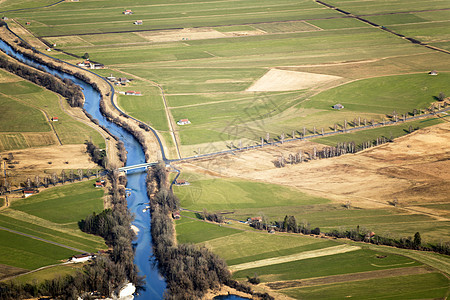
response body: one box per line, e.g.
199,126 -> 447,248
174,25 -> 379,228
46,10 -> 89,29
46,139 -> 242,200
23,190 -> 37,198
51,117 -> 59,122
175,179 -> 190,186
70,253 -> 95,263
77,61 -> 104,69
333,103 -> 344,110
125,91 -> 141,96
177,119 -> 191,125
123,10 -> 133,15
172,211 -> 181,219
95,179 -> 105,188
134,20 -> 143,25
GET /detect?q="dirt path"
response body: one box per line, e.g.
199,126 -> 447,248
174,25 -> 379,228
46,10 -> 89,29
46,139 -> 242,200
0,91 -> 62,146
264,266 -> 433,290
110,68 -> 182,159
229,244 -> 360,272
0,226 -> 86,253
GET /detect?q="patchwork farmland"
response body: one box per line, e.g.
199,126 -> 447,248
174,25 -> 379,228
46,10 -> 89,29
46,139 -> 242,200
1,0 -> 449,298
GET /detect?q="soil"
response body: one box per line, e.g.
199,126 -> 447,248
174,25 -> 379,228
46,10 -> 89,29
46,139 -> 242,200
247,69 -> 342,92
178,122 -> 450,213
0,144 -> 98,187
0,263 -> 27,281
137,28 -> 227,43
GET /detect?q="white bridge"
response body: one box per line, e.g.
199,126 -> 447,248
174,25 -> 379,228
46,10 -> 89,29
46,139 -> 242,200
118,162 -> 158,173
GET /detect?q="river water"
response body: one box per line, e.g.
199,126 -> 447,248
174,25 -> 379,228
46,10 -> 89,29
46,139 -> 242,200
0,37 -> 247,300
0,38 -> 166,299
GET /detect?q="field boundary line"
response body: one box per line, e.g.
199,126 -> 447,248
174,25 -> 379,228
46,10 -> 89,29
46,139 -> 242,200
109,68 -> 182,159
229,244 -> 360,271
0,225 -> 86,253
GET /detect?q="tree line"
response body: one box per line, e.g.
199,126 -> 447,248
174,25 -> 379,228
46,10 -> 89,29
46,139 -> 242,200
0,55 -> 84,107
147,162 -> 273,299
247,214 -> 449,255
0,170 -> 144,299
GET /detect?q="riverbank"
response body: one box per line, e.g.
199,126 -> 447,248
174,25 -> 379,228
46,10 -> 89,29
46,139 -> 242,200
0,25 -> 163,165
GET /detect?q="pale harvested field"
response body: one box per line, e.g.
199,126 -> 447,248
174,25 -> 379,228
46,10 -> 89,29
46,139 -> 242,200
137,28 -> 227,43
1,144 -> 98,188
2,144 -> 96,171
180,122 -> 450,209
247,69 -> 342,92
229,244 -> 360,272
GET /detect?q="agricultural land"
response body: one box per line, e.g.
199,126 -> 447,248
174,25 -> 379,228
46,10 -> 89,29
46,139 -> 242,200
1,0 -> 449,298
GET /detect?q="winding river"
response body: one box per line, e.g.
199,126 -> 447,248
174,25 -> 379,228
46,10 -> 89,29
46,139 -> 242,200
0,37 -> 166,299
0,34 -> 247,300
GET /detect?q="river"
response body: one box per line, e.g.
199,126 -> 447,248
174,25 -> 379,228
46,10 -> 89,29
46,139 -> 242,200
0,35 -> 247,300
0,37 -> 166,299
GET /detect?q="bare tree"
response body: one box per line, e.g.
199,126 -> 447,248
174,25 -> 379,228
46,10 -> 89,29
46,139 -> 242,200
34,175 -> 40,188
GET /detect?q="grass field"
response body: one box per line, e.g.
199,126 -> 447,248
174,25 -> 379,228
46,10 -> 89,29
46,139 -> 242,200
10,0 -> 448,158
0,180 -> 106,271
283,272 -> 449,300
10,180 -> 104,224
174,173 -> 329,211
0,230 -> 76,270
174,213 -> 448,298
0,68 -> 105,151
3,0 -> 450,297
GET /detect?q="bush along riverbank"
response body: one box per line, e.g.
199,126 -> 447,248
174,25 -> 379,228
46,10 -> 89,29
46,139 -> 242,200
147,162 -> 274,300
0,170 -> 144,299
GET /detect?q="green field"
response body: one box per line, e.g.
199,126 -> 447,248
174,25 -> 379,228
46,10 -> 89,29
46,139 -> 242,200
10,180 -> 104,224
232,248 -> 422,281
2,0 -> 450,297
174,173 -> 329,211
0,180 -> 106,271
0,69 -> 105,150
0,230 -> 76,270
174,213 -> 448,299
284,273 -> 449,299
7,0 -> 449,158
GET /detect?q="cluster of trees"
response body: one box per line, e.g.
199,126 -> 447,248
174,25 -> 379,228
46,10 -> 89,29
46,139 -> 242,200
326,227 -> 449,255
78,169 -> 144,294
85,140 -> 107,167
0,56 -> 84,107
275,136 -> 396,168
0,170 -> 143,299
147,163 -> 273,299
249,215 -> 320,235
201,209 -> 225,223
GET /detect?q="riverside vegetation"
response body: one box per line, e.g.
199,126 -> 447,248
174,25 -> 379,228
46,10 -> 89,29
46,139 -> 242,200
147,162 -> 273,299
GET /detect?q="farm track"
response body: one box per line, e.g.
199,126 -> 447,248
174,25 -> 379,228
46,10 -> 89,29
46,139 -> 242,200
0,225 -> 86,253
229,244 -> 360,272
109,68 -> 182,159
265,266 -> 433,290
0,91 -> 62,146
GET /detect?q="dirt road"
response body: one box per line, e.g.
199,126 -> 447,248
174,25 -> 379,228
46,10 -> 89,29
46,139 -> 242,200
229,244 -> 360,272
